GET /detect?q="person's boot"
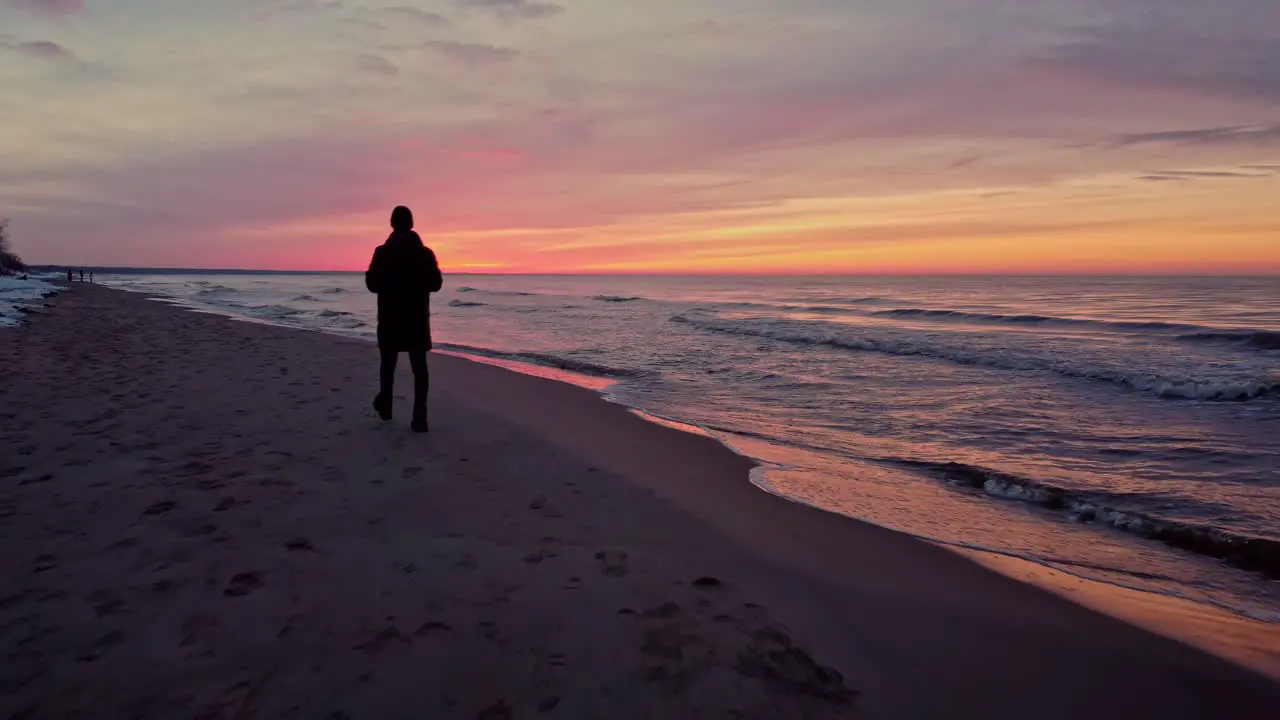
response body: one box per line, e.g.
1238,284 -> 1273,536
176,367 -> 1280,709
373,393 -> 392,421
410,401 -> 428,433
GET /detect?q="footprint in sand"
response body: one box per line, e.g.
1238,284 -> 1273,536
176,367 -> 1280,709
476,701 -> 512,720
524,548 -> 558,565
735,628 -> 855,703
87,590 -> 125,617
692,576 -> 724,590
143,500 -> 176,515
76,630 -> 125,663
223,572 -> 263,597
414,620 -> 451,637
353,625 -> 407,655
594,550 -> 629,577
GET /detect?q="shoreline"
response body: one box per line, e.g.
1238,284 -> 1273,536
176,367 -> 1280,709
140,281 -> 1280,669
1,284 -> 1276,717
92,282 -> 1280,673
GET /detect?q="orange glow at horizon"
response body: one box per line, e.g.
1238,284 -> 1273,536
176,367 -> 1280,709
209,175 -> 1280,275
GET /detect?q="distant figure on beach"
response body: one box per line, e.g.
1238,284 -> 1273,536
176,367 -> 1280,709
78,270 -> 84,282
365,205 -> 443,433
89,271 -> 94,283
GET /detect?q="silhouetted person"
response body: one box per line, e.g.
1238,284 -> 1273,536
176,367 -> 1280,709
365,205 -> 443,432
79,270 -> 84,282
66,269 -> 73,283
89,271 -> 94,283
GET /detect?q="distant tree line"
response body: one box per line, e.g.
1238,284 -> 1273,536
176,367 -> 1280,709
0,219 -> 27,274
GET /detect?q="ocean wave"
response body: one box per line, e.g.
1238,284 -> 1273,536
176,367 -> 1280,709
436,342 -> 651,379
777,304 -> 860,314
449,299 -> 487,308
712,301 -> 855,315
192,284 -> 236,296
1178,330 -> 1280,351
246,304 -> 305,318
907,460 -> 1280,580
671,314 -> 1279,401
871,307 -> 1207,332
592,295 -> 644,303
320,287 -> 348,295
453,286 -> 538,297
291,294 -> 324,302
314,309 -> 354,318
782,296 -> 899,306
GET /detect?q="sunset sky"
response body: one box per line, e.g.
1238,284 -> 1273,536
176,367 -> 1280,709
2,0 -> 1278,273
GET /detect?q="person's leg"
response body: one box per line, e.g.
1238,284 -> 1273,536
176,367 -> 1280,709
374,347 -> 397,420
408,350 -> 429,432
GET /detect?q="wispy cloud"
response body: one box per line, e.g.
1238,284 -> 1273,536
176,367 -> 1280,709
1029,1 -> 1280,101
426,40 -> 518,67
1138,168 -> 1275,182
356,53 -> 400,76
456,0 -> 562,21
5,0 -> 84,17
377,5 -> 450,27
1,38 -> 77,62
1109,124 -> 1280,148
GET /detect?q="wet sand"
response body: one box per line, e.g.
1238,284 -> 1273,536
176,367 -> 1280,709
0,284 -> 1276,719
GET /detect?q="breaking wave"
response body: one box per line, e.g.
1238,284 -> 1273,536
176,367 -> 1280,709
671,314 -> 1278,401
593,295 -> 644,303
192,284 -> 236,297
871,307 -> 1209,333
449,299 -> 487,308
905,460 -> 1280,580
453,286 -> 538,297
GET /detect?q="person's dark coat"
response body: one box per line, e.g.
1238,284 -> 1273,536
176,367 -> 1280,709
365,230 -> 443,351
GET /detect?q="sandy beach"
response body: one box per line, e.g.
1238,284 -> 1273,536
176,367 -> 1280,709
1,283 -> 1276,719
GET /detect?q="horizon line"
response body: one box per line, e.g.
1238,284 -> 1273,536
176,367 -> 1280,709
27,264 -> 1280,278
